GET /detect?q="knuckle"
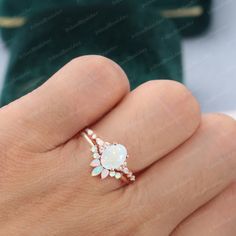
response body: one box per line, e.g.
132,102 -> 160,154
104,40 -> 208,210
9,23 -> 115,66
140,80 -> 201,132
142,80 -> 200,113
203,113 -> 236,138
163,80 -> 200,112
202,113 -> 236,162
144,79 -> 190,95
70,55 -> 129,91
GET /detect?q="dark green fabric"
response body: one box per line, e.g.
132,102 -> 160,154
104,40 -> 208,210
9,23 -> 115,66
0,0 -> 211,106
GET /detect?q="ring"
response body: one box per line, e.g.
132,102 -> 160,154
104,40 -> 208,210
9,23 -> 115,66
81,128 -> 135,183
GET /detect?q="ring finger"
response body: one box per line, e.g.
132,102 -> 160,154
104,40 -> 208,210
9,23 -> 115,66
76,80 -> 200,190
172,182 -> 236,236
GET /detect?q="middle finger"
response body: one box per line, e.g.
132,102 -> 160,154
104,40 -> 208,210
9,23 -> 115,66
80,80 -> 200,189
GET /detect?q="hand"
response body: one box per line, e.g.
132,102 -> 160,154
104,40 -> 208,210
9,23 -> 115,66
0,56 -> 235,236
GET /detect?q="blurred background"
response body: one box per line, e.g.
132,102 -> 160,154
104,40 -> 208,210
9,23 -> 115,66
0,0 -> 235,118
183,0 -> 236,118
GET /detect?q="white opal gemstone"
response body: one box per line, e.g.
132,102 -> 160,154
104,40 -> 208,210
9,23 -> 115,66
90,159 -> 100,167
101,144 -> 127,170
91,166 -> 103,176
101,169 -> 109,179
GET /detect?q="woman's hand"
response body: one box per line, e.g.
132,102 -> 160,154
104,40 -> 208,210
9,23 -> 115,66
0,56 -> 235,236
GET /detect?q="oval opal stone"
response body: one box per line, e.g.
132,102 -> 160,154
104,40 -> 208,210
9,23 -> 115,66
91,166 -> 103,176
101,144 -> 127,170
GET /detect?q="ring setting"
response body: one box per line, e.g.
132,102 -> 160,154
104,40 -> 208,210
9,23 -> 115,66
81,128 -> 135,182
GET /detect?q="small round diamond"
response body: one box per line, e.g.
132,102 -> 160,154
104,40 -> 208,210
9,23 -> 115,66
93,153 -> 100,159
123,168 -> 129,174
130,176 -> 135,181
115,172 -> 122,179
109,171 -> 116,177
96,138 -> 104,146
127,172 -> 132,177
86,129 -> 93,136
91,146 -> 97,153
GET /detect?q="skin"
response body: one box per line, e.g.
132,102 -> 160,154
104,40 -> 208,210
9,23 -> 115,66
0,55 -> 235,236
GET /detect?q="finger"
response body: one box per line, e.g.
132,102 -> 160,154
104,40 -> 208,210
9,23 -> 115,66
72,80 -> 200,192
172,182 -> 236,236
128,114 -> 236,235
90,80 -> 200,172
0,55 -> 129,152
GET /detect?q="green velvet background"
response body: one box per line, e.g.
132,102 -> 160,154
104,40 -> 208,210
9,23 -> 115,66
0,0 -> 211,106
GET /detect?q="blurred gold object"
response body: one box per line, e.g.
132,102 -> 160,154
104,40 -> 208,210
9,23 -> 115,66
162,6 -> 203,18
0,6 -> 203,28
0,17 -> 26,28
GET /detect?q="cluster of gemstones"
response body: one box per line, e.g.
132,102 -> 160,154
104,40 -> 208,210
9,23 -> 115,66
85,129 -> 135,181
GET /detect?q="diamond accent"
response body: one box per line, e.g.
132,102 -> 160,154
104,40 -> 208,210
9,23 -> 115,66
91,146 -> 97,153
115,172 -> 122,179
86,129 -> 93,136
96,138 -> 104,146
93,153 -> 100,159
109,171 -> 116,177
